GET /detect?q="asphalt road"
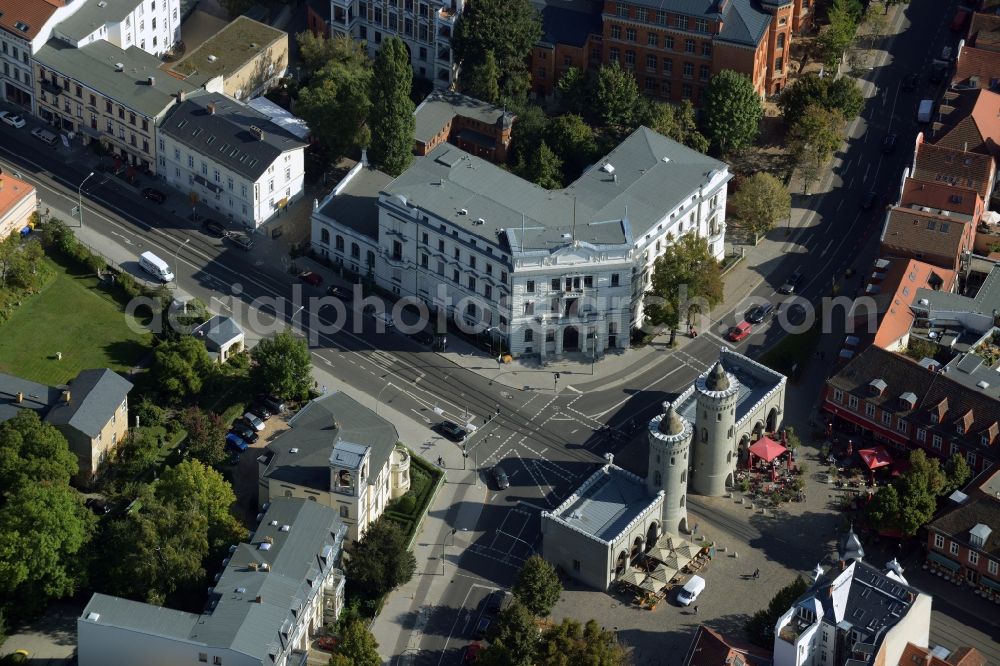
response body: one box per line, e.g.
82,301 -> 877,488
0,0 -> 983,659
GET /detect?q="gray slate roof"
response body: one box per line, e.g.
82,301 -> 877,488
262,391 -> 399,492
35,39 -> 197,118
318,165 -> 395,241
914,263 -> 1000,318
193,315 -> 244,350
384,126 -> 727,254
0,373 -> 59,424
675,349 -> 785,428
531,0 -> 602,48
718,0 -> 771,47
414,90 -> 511,145
44,369 -> 132,439
55,0 -> 146,42
80,499 -> 346,663
549,464 -> 658,542
160,92 -> 307,181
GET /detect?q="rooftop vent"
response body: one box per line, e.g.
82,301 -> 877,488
977,380 -> 990,389
14,21 -> 29,32
270,520 -> 278,526
290,447 -> 299,453
600,163 -> 615,174
97,0 -> 106,6
86,612 -> 100,622
235,586 -> 246,593
458,208 -> 468,215
662,156 -> 671,163
280,524 -> 290,532
114,63 -> 124,72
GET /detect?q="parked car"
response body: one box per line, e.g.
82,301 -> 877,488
0,111 -> 26,128
225,432 -> 249,451
231,425 -> 259,443
727,321 -> 752,342
317,636 -> 338,651
299,271 -> 323,286
142,187 -> 166,204
438,420 -> 467,442
881,133 -> 897,154
746,302 -> 774,324
229,452 -> 241,466
84,498 -> 112,515
464,643 -> 483,663
902,73 -> 919,92
202,219 -> 227,237
486,590 -> 508,614
778,271 -> 803,295
243,412 -> 265,431
257,394 -> 286,414
473,616 -> 492,639
326,285 -> 352,300
490,466 -> 510,490
228,232 -> 254,251
30,127 -> 57,145
861,190 -> 878,210
677,575 -> 706,606
250,402 -> 272,420
373,311 -> 396,328
928,63 -> 947,83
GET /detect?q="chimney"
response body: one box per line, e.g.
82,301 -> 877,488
16,391 -> 23,403
177,90 -> 186,103
147,76 -> 155,86
255,595 -> 262,603
62,390 -> 71,403
208,102 -> 216,115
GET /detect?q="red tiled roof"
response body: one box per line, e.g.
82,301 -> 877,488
0,0 -> 63,40
968,12 -> 1000,51
953,44 -> 1000,89
868,258 -> 956,350
899,178 -> 981,217
881,207 -> 974,270
933,89 -> 1000,157
913,139 -> 995,200
683,626 -> 771,666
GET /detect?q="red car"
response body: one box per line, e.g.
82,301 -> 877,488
951,9 -> 969,32
464,643 -> 483,663
727,321 -> 752,342
299,271 -> 323,286
316,636 -> 337,651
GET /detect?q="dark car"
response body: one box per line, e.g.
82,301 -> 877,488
486,590 -> 508,614
411,330 -> 435,346
881,133 -> 897,154
299,271 -> 323,286
902,73 -> 919,92
251,402 -> 273,420
142,187 -> 166,204
746,302 -> 775,324
229,452 -> 241,466
785,303 -> 808,326
861,190 -> 879,210
473,616 -> 492,639
226,432 -> 249,452
438,420 -> 467,442
228,233 -> 254,251
928,63 -> 947,84
257,394 -> 286,414
202,219 -> 227,237
85,498 -> 112,515
778,271 -> 803,295
490,466 -> 510,490
231,425 -> 259,443
326,285 -> 353,300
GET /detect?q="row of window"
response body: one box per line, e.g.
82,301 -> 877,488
607,49 -> 709,80
608,26 -> 712,57
613,3 -> 711,34
416,230 -> 508,272
0,41 -> 30,66
932,533 -> 999,574
523,275 -> 621,294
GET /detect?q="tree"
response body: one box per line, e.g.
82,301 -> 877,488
479,601 -> 539,666
297,51 -> 372,165
546,115 -> 598,182
644,234 -> 724,335
596,62 -> 640,130
334,619 -> 381,666
787,104 -> 844,192
745,576 -> 809,647
865,450 -> 949,537
778,74 -> 830,123
463,50 -> 501,104
860,2 -> 889,51
154,459 -> 245,557
511,555 -> 562,617
345,518 -> 416,602
556,67 -> 592,117
178,407 -> 228,466
517,141 -> 563,189
904,338 -> 937,361
702,70 -> 762,155
641,100 -> 709,153
250,329 -> 313,400
729,173 -> 791,241
297,32 -> 368,72
149,336 -> 215,404
368,38 -> 415,176
865,483 -> 901,533
536,618 -> 628,666
453,0 -> 542,105
0,410 -> 79,491
943,453 -> 971,495
818,0 -> 862,67
508,105 -> 550,168
825,77 -> 864,120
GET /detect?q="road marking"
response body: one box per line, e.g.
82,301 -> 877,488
863,163 -> 871,183
564,385 -> 582,394
836,200 -> 843,211
819,239 -> 835,257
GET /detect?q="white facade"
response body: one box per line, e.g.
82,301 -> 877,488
328,0 -> 462,87
52,0 -> 181,57
159,133 -> 305,228
0,30 -> 35,111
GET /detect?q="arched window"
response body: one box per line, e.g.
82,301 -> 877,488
681,471 -> 687,483
654,471 -> 662,486
702,428 -> 708,443
320,228 -> 330,244
777,33 -> 785,49
335,235 -> 344,251
351,242 -> 360,259
717,412 -> 722,421
366,250 -> 376,268
670,456 -> 675,466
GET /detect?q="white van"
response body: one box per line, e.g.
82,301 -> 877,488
677,575 -> 705,606
139,251 -> 174,282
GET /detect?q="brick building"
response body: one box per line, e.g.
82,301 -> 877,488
412,90 -> 514,163
822,346 -> 1000,476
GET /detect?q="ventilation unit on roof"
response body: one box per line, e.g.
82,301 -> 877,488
561,233 -> 572,240
270,520 -> 278,525
280,525 -> 290,532
290,447 -> 299,453
458,208 -> 468,215
977,380 -> 990,389
474,218 -> 485,225
114,63 -> 124,72
97,1 -> 106,6
600,163 -> 615,174
662,156 -> 671,163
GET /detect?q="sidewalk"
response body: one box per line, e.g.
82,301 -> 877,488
306,364 -> 488,663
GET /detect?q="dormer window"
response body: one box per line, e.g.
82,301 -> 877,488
930,414 -> 939,425
868,379 -> 887,396
982,434 -> 991,447
956,421 -> 965,434
899,392 -> 917,411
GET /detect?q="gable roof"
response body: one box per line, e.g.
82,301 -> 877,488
532,0 -> 602,48
880,207 -> 972,268
866,258 -> 956,349
912,140 -> 994,200
160,92 -> 307,182
927,495 -> 1000,557
0,172 -> 37,221
44,369 -> 132,438
683,625 -> 772,666
968,12 -> 1000,52
933,89 -> 1000,157
261,391 -> 398,492
718,0 -> 771,48
0,373 -> 60,424
899,177 -> 980,218
193,315 -> 244,350
0,0 -> 62,41
953,44 -> 1000,89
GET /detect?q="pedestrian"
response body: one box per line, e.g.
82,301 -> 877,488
693,606 -> 699,615
753,568 -> 760,579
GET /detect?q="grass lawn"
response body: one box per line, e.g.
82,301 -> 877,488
0,258 -> 152,385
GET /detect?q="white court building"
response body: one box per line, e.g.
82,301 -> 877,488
312,126 -> 730,359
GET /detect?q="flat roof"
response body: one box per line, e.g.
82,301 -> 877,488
55,0 -> 143,42
167,16 -> 285,87
413,90 -> 510,145
548,464 -> 659,543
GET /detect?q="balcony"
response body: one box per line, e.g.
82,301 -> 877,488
40,79 -> 63,97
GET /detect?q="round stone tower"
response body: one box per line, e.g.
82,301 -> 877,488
690,360 -> 740,496
648,401 -> 693,534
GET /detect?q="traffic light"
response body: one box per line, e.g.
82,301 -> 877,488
555,373 -> 561,381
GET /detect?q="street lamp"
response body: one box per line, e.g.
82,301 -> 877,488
78,171 -> 95,229
172,238 -> 190,283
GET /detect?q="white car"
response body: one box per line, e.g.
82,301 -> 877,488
0,112 -> 26,129
243,412 -> 265,431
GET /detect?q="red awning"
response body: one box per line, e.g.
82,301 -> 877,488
858,446 -> 893,470
749,436 -> 787,463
